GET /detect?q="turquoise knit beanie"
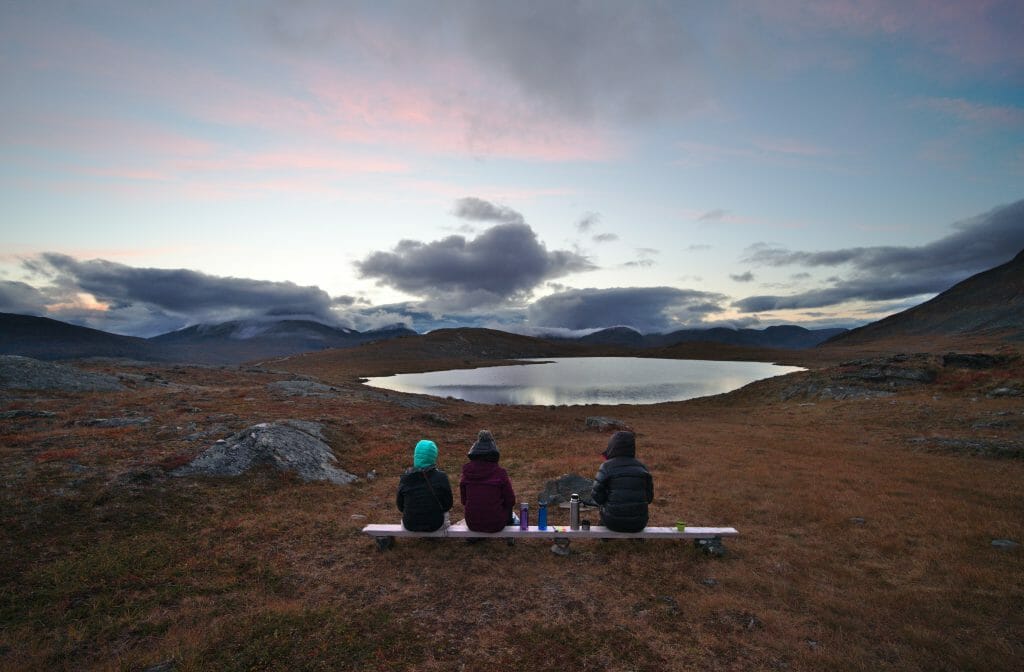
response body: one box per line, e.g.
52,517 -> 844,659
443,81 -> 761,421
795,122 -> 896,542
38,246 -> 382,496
413,439 -> 438,469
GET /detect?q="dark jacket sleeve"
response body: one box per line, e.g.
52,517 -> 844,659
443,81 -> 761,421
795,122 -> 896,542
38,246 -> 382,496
645,470 -> 654,504
591,463 -> 609,505
396,477 -> 405,512
459,474 -> 467,506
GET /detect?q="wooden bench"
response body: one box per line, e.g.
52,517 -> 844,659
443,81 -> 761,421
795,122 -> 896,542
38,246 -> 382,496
362,521 -> 739,556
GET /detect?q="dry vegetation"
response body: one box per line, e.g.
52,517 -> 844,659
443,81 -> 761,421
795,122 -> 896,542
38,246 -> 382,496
2,341 -> 1023,671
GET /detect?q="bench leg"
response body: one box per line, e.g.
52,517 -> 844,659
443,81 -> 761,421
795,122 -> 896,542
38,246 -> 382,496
375,536 -> 395,552
693,536 -> 726,557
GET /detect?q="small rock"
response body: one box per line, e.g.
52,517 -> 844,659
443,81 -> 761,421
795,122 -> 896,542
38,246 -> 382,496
987,387 -> 1022,398
366,469 -> 377,481
657,595 -> 680,615
850,517 -> 866,525
701,578 -> 719,587
991,539 -> 1020,550
143,661 -> 176,672
805,638 -> 819,651
78,416 -> 152,428
551,540 -> 571,556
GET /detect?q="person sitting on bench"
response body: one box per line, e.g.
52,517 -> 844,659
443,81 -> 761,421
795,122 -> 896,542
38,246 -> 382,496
591,430 -> 654,533
460,430 -> 517,535
396,439 -> 453,532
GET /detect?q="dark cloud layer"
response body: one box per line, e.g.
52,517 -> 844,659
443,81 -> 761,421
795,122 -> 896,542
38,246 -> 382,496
38,254 -> 335,315
355,220 -> 595,310
19,254 -> 357,336
457,2 -> 706,123
528,286 -> 728,333
0,280 -> 48,315
735,198 -> 1024,312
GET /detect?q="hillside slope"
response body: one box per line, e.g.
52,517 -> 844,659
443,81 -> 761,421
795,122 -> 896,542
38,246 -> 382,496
825,248 -> 1024,347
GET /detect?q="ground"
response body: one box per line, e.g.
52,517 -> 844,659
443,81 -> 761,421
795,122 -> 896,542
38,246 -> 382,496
1,341 -> 1022,671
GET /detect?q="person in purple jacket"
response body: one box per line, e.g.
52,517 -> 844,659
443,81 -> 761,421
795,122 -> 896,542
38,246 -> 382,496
460,430 -> 517,537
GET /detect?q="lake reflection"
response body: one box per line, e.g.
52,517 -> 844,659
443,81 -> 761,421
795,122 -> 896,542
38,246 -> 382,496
363,357 -> 803,406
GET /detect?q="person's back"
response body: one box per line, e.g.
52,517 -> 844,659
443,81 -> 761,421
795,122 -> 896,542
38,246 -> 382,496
397,439 -> 453,532
591,431 -> 653,533
460,430 -> 516,533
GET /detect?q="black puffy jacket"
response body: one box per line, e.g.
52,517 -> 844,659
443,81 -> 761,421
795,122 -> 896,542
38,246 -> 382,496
396,466 -> 453,532
591,431 -> 654,533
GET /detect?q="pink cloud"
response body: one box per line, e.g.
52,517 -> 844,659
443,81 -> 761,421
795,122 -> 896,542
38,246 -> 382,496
6,11 -> 616,164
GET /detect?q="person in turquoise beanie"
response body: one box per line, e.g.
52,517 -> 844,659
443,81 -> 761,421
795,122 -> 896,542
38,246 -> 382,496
396,439 -> 453,532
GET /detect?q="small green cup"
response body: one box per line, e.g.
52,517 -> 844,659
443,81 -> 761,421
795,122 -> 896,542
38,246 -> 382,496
676,520 -> 687,532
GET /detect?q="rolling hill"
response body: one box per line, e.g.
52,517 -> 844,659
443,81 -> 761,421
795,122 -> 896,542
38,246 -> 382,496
0,312 -> 164,361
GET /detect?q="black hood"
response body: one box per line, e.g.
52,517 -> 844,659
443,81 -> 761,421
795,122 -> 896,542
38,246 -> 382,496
603,431 -> 636,459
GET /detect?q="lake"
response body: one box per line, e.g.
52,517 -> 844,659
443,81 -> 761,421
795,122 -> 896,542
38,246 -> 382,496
363,357 -> 803,406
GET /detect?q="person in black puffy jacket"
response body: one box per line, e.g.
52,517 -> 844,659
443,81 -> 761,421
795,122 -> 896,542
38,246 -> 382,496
396,439 -> 453,532
591,431 -> 653,532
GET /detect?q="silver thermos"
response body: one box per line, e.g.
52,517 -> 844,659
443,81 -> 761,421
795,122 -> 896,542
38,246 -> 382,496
569,493 -> 581,530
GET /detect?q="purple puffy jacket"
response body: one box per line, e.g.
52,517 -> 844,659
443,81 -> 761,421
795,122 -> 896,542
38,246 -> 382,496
460,460 -> 516,533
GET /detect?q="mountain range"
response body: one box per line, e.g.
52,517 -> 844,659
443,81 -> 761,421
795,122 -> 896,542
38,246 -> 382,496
0,314 -> 416,365
2,248 -> 1021,364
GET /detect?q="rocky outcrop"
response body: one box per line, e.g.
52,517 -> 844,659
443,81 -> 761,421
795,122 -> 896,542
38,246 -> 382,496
585,416 -> 631,431
267,380 -> 339,397
779,355 -> 939,401
0,355 -> 125,392
171,420 -> 357,485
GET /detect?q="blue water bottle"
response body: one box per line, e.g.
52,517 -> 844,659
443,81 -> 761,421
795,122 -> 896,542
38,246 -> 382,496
537,500 -> 548,530
519,502 -> 529,530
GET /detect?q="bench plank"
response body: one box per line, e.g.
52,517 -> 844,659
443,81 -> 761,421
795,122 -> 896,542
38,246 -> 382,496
362,522 -> 738,540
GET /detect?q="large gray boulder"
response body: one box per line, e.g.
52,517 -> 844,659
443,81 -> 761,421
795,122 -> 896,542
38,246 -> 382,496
171,420 -> 357,485
0,355 -> 124,392
539,473 -> 597,506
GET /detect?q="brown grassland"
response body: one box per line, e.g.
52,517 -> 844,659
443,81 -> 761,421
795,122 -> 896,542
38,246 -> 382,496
1,339 -> 1022,671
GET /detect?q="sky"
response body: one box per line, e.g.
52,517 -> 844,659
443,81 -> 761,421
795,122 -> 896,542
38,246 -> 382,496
2,0 -> 1023,338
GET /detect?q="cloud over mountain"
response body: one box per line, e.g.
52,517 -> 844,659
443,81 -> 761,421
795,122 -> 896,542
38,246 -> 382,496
355,216 -> 595,310
0,280 -> 49,315
528,286 -> 728,333
735,198 -> 1024,312
19,254 -> 358,336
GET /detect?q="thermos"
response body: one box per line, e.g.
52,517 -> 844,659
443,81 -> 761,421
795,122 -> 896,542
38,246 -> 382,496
537,500 -> 548,530
569,493 -> 581,530
520,502 -> 529,530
